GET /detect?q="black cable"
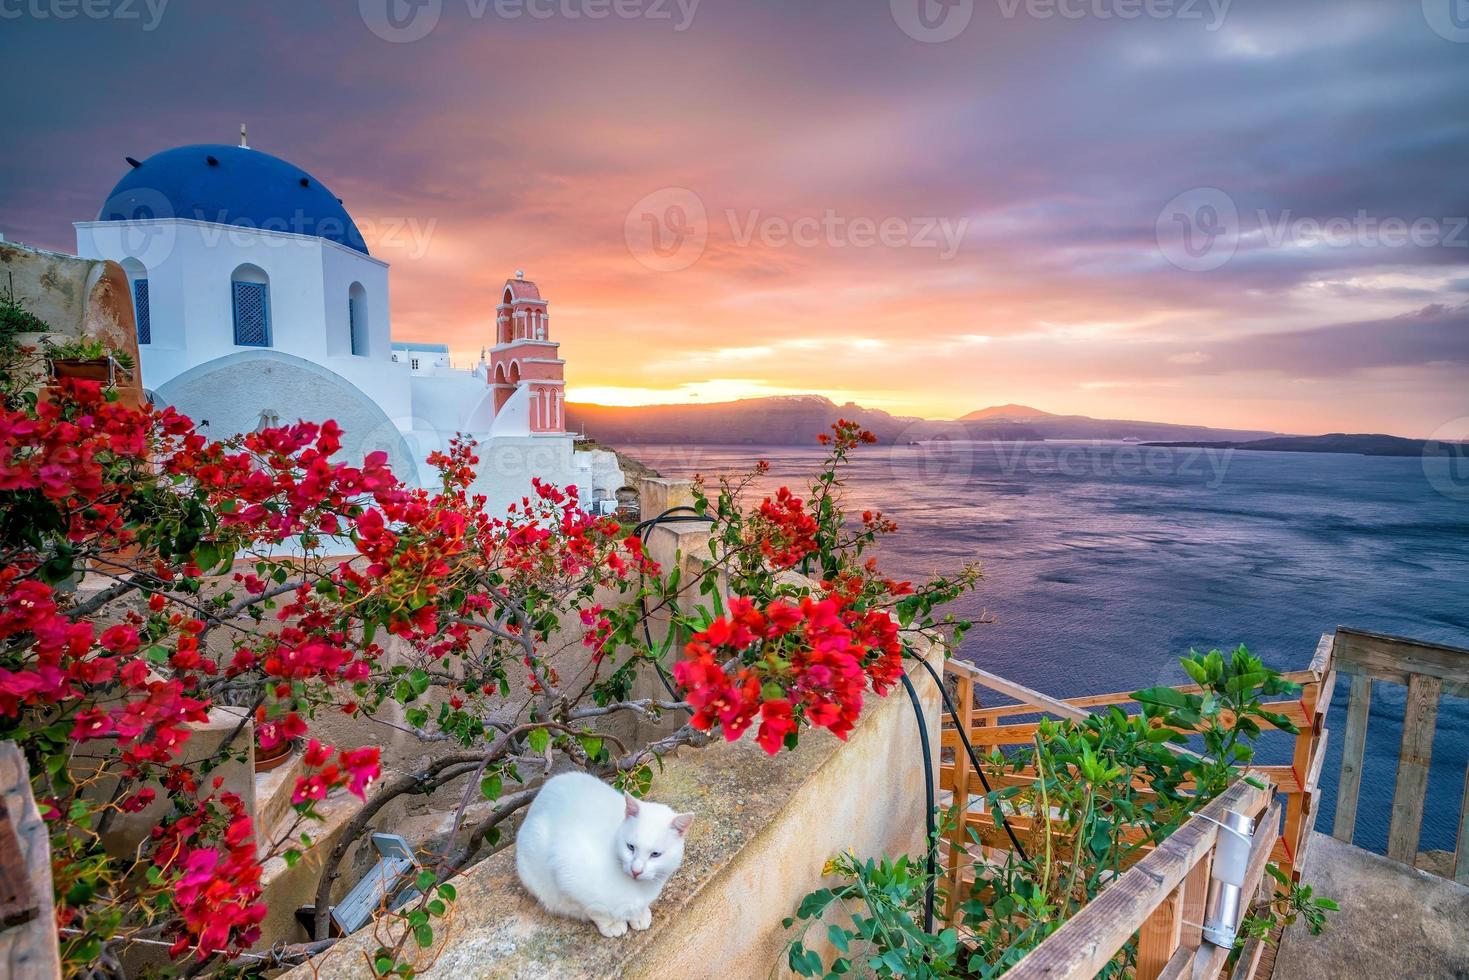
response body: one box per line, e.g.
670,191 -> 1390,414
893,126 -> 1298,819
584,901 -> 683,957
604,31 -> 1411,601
633,507 -> 715,708
916,656 -> 1030,862
900,671 -> 938,935
629,506 -> 1032,929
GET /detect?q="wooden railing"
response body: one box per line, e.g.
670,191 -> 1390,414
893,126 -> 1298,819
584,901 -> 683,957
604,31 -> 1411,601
1329,626 -> 1469,882
936,638 -> 1334,980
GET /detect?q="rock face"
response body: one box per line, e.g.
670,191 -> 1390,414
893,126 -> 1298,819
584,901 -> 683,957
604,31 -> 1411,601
1272,832 -> 1469,979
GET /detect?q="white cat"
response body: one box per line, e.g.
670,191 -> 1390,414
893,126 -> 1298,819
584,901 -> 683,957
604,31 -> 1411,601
515,771 -> 695,938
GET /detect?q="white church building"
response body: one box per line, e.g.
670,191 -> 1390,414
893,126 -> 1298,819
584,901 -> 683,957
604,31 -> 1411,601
72,138 -> 622,514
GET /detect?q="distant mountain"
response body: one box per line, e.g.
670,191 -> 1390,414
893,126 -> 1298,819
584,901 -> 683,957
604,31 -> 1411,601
956,405 -> 1282,443
1146,434 -> 1459,458
565,396 -> 934,446
564,395 -> 1282,446
960,404 -> 1058,421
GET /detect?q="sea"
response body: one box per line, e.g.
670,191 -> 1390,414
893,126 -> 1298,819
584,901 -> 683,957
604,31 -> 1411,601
621,439 -> 1469,859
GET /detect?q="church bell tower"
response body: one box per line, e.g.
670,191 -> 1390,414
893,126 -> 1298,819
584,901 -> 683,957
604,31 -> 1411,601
489,271 -> 565,433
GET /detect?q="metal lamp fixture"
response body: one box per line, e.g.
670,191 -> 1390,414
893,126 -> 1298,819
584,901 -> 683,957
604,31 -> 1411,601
1202,809 -> 1256,948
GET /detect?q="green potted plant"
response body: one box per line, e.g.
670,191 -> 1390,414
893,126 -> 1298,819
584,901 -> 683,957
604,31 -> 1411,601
43,336 -> 135,385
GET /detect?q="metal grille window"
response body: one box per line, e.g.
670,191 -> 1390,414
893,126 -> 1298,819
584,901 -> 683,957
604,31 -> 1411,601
132,278 -> 151,345
232,281 -> 270,347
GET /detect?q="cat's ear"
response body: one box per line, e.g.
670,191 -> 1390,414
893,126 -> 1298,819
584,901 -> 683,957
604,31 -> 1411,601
624,793 -> 641,818
670,812 -> 694,836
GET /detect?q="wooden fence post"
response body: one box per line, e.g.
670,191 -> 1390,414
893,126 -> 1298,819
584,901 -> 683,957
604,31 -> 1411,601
1387,673 -> 1442,864
944,671 -> 974,921
1333,673 -> 1371,844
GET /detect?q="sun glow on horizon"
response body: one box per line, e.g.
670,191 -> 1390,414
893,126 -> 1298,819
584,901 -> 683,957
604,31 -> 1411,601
567,379 -> 889,408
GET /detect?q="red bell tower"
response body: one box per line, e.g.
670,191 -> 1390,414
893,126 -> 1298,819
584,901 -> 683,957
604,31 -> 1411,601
489,271 -> 565,433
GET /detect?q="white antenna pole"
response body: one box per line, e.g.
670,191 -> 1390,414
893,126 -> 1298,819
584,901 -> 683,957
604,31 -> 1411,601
239,123 -> 249,148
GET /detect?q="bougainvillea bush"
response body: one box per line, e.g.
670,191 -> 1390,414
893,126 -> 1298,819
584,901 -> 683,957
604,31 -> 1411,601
0,336 -> 978,976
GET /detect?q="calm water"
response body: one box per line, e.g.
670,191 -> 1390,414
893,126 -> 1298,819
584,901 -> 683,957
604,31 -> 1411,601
624,440 -> 1469,857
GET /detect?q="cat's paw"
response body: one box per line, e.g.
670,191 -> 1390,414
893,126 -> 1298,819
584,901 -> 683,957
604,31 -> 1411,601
594,918 -> 628,938
630,908 -> 653,931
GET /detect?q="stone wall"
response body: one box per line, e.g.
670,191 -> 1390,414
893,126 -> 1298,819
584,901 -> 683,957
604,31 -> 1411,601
0,240 -> 144,404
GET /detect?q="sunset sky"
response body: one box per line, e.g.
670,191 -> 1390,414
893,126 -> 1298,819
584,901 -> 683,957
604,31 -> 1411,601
4,0 -> 1467,436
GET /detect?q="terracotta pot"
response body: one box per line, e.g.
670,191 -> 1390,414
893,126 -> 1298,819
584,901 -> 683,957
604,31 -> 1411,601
254,740 -> 296,773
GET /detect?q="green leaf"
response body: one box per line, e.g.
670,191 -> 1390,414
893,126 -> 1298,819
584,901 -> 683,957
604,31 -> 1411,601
528,728 -> 550,753
415,869 -> 437,891
1181,658 -> 1210,685
1133,686 -> 1188,708
796,888 -> 836,920
827,924 -> 850,953
414,923 -> 434,948
481,774 -> 503,801
789,943 -> 817,976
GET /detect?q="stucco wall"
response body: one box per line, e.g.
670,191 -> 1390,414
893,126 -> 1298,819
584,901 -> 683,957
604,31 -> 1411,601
152,348 -> 418,478
284,643 -> 941,980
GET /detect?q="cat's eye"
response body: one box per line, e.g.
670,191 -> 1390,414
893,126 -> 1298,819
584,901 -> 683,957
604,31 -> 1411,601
626,843 -> 635,852
650,851 -> 661,858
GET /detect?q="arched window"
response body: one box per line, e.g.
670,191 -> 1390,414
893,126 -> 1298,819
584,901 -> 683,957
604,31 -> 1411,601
121,257 -> 150,345
231,264 -> 271,347
348,282 -> 368,356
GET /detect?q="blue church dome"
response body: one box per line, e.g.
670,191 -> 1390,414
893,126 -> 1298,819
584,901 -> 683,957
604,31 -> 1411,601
99,144 -> 369,255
